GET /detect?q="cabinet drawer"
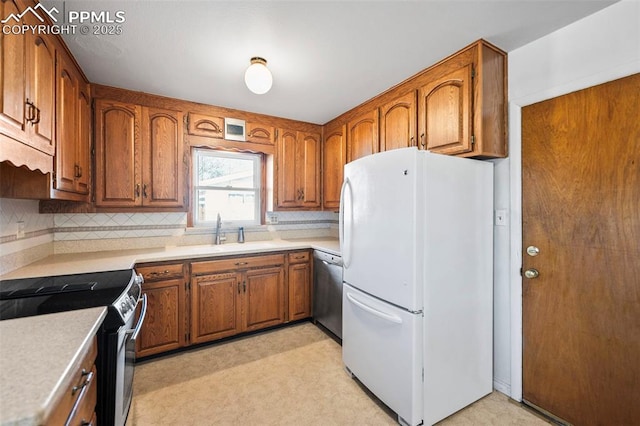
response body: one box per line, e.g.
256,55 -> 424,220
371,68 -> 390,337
288,251 -> 310,264
192,254 -> 285,275
137,263 -> 184,282
46,337 -> 97,426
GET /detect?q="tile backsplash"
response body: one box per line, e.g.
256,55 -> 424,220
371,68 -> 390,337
0,197 -> 338,274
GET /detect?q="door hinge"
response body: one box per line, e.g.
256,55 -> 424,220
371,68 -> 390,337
520,267 -> 523,276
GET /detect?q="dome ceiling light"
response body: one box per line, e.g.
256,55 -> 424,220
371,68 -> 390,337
244,57 -> 273,95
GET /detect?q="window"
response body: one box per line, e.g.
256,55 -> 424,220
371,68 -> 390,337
193,149 -> 261,226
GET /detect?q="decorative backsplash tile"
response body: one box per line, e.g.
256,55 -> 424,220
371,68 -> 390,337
0,198 -> 339,263
0,199 -> 54,243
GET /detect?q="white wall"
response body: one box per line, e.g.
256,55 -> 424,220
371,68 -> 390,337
493,0 -> 640,400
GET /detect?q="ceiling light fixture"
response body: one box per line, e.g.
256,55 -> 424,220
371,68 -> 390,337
244,57 -> 272,95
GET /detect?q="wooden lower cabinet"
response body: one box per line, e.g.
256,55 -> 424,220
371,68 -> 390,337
136,251 -> 312,356
190,253 -> 287,345
191,271 -> 241,344
135,262 -> 187,357
288,251 -> 312,321
46,337 -> 97,426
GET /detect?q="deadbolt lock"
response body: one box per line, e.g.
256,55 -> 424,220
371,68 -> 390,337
524,268 -> 539,279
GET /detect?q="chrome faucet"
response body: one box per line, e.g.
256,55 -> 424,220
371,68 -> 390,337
214,213 -> 226,245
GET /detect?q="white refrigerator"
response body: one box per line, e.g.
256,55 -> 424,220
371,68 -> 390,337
340,147 -> 493,426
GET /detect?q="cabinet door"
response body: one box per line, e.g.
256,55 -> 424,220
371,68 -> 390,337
54,53 -> 78,193
418,64 -> 473,154
275,129 -> 299,208
288,261 -> 311,321
0,0 -> 27,137
137,278 -> 186,357
94,100 -> 141,207
26,32 -> 55,155
187,112 -> 224,139
379,91 -> 416,152
191,272 -> 241,344
243,266 -> 285,332
298,131 -> 321,208
76,81 -> 91,195
246,121 -> 275,145
322,124 -> 346,210
347,109 -> 378,163
141,107 -> 185,207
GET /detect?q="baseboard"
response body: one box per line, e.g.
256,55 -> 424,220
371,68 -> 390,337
493,378 -> 511,397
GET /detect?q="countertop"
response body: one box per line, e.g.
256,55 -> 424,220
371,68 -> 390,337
0,307 -> 107,426
1,238 -> 340,281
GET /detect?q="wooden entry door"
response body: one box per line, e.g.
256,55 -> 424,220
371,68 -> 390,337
521,73 -> 640,425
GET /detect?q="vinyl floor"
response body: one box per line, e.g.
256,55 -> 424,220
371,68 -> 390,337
127,322 -> 549,426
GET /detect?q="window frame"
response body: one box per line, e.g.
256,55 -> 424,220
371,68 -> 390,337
191,147 -> 265,228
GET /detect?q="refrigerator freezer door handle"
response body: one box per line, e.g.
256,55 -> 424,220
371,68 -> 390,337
346,292 -> 403,324
339,177 -> 352,267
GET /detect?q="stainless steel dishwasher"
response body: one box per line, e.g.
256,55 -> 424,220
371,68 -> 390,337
313,250 -> 343,340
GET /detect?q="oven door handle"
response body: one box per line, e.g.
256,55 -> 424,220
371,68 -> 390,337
127,294 -> 147,341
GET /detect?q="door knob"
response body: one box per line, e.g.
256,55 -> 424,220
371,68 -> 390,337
526,246 -> 540,256
524,268 -> 539,279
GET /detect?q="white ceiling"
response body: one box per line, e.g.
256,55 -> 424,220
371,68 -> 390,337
44,0 -> 617,124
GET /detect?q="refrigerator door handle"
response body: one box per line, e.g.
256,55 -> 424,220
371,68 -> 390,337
339,177 -> 352,268
346,292 -> 403,324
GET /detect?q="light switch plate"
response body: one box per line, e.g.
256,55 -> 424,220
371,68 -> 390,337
495,209 -> 507,226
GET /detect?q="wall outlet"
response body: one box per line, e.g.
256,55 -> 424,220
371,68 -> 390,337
16,221 -> 25,239
267,214 -> 278,224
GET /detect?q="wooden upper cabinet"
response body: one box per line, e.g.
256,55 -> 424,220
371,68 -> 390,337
298,132 -> 321,208
246,121 -> 275,145
379,91 -> 417,152
419,64 -> 472,154
141,107 -> 185,207
322,124 -> 346,211
418,40 -> 507,158
95,99 -> 141,207
187,113 -> 224,139
0,0 -> 26,136
95,99 -> 185,209
53,50 -> 91,200
275,129 -> 321,210
347,109 -> 378,163
0,0 -> 55,172
26,32 -> 55,155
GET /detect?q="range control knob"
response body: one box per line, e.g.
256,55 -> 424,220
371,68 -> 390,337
120,301 -> 128,314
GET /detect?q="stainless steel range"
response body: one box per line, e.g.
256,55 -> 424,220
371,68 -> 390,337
0,269 -> 147,426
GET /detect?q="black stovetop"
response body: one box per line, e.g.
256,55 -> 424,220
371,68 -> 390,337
0,270 -> 134,321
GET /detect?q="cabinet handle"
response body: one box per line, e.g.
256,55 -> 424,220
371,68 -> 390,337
74,164 -> 83,178
420,133 -> 425,148
78,166 -> 83,178
294,255 -> 305,259
238,282 -> 241,294
25,100 -> 36,123
143,184 -> 148,198
149,270 -> 170,277
135,184 -> 140,198
32,107 -> 41,124
243,280 -> 246,293
234,262 -> 248,266
410,136 -> 415,146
